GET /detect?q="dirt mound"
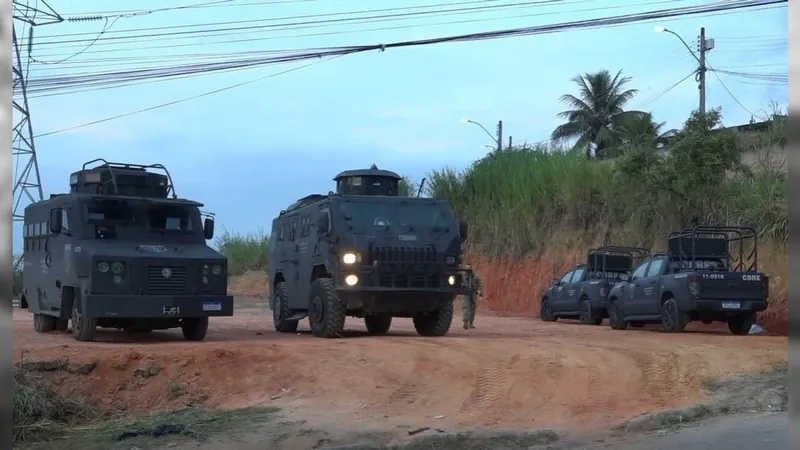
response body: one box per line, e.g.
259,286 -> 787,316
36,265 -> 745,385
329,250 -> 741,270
466,245 -> 788,336
228,270 -> 269,298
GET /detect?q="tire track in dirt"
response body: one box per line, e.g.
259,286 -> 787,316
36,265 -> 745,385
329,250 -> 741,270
459,360 -> 509,415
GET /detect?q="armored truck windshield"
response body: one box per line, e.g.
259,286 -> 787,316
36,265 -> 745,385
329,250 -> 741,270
337,199 -> 451,232
83,197 -> 204,243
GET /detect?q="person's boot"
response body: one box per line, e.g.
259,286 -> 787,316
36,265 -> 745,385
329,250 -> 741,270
469,322 -> 475,329
463,321 -> 469,330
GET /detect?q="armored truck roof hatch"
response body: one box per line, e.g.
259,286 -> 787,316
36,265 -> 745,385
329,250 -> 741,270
69,159 -> 178,199
334,163 -> 401,196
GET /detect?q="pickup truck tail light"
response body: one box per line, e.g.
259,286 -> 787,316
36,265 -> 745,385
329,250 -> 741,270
762,275 -> 770,299
688,273 -> 700,296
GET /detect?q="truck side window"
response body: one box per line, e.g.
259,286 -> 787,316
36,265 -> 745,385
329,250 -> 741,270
61,209 -> 70,234
645,259 -> 665,277
571,268 -> 586,282
631,262 -> 650,280
289,221 -> 296,241
560,271 -> 573,284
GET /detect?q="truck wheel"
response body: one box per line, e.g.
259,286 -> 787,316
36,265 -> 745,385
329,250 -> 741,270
308,278 -> 346,338
365,315 -> 392,334
71,304 -> 96,342
727,313 -> 756,335
660,297 -> 687,333
272,281 -> 298,333
181,317 -> 209,341
413,299 -> 454,337
579,299 -> 603,325
33,313 -> 56,333
608,301 -> 628,330
540,298 -> 557,322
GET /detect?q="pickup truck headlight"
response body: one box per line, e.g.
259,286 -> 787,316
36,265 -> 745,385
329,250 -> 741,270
342,253 -> 357,264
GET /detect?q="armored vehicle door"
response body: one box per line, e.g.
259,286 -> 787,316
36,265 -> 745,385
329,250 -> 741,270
22,210 -> 54,313
49,206 -> 76,301
292,212 -> 314,308
282,213 -> 303,307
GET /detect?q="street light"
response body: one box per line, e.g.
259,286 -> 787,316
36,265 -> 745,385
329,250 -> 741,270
653,25 -> 700,63
460,118 -> 496,145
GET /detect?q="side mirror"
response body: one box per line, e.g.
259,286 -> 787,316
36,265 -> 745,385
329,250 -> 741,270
203,217 -> 215,240
49,208 -> 62,234
318,213 -> 330,234
551,278 -> 560,286
458,220 -> 468,241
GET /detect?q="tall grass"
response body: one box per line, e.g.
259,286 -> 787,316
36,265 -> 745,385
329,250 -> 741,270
426,129 -> 787,259
214,228 -> 270,276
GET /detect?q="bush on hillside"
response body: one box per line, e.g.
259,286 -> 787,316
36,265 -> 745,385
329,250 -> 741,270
215,228 -> 270,276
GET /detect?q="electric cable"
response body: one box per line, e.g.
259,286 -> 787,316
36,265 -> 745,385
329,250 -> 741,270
704,57 -> 759,117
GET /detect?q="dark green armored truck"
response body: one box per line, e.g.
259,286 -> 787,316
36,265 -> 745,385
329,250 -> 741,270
20,159 -> 233,342
268,165 -> 471,338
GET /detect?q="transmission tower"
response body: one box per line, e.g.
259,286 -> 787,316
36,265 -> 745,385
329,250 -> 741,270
12,0 -> 62,222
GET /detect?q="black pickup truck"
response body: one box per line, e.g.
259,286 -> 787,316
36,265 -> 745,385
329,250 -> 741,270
606,226 -> 769,334
540,246 -> 649,325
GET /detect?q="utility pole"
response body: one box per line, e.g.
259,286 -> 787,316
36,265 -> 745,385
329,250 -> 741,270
698,27 -> 707,116
508,136 -> 513,149
496,120 -> 503,152
12,0 -> 63,223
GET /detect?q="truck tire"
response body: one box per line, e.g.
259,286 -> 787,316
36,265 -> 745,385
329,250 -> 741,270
608,301 -> 628,330
660,297 -> 687,333
71,304 -> 96,342
413,299 -> 454,337
540,298 -> 557,322
727,313 -> 756,335
579,299 -> 603,325
364,315 -> 392,334
33,313 -> 56,333
272,281 -> 298,333
181,317 -> 209,341
308,278 -> 346,338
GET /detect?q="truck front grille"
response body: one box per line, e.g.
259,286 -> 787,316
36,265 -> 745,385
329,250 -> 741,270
369,245 -> 441,287
146,265 -> 187,294
369,245 -> 436,264
377,273 -> 439,288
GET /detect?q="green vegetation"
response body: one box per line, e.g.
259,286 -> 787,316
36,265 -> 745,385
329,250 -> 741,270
214,228 -> 270,276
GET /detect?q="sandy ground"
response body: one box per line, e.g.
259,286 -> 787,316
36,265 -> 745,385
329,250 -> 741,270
12,298 -> 787,439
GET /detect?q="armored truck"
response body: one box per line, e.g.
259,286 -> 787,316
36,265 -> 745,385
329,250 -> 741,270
540,246 -> 649,325
268,165 -> 471,338
20,159 -> 233,342
606,226 -> 769,334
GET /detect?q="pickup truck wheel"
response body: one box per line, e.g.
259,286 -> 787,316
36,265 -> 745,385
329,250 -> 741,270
661,298 -> 687,333
33,313 -> 57,333
413,299 -> 453,337
540,298 -> 557,322
579,299 -> 603,325
181,317 -> 209,341
608,301 -> 628,330
272,281 -> 299,333
308,278 -> 346,338
727,313 -> 756,335
365,315 -> 392,334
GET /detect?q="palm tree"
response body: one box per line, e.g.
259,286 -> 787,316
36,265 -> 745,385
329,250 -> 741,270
551,69 -> 641,159
618,112 -> 677,149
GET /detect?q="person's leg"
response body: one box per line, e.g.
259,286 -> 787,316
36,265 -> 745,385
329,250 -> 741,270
461,295 -> 471,329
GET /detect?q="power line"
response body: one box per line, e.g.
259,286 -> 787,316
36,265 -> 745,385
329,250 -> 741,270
60,0 -> 320,17
34,57 -> 339,138
632,69 -> 697,110
32,0 -> 787,135
705,57 -> 759,117
21,0 -> 787,98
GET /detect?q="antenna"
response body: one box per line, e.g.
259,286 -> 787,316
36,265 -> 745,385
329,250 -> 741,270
12,1 -> 63,223
416,177 -> 426,197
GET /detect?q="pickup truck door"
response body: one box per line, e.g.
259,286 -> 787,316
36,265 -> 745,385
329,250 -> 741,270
626,261 -> 651,316
640,258 -> 667,315
552,270 -> 574,313
566,267 -> 586,310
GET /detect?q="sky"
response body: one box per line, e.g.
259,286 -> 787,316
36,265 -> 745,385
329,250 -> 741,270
11,0 -> 788,253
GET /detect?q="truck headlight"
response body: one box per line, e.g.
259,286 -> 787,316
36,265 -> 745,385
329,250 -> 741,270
110,262 -> 124,274
202,264 -> 210,275
448,275 -> 456,286
342,253 -> 357,264
211,264 -> 222,275
445,256 -> 456,265
97,262 -> 110,273
345,274 -> 359,286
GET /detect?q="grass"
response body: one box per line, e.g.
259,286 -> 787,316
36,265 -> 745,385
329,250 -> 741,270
214,227 -> 270,277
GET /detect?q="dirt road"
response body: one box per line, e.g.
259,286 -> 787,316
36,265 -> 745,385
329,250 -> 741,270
12,301 -> 787,435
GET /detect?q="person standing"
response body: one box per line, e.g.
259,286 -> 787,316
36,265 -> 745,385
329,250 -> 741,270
462,264 -> 483,330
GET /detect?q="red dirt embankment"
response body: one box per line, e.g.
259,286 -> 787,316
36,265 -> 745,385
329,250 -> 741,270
467,246 -> 788,336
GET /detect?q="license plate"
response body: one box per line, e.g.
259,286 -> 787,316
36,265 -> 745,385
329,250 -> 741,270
722,301 -> 741,309
202,302 -> 222,312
